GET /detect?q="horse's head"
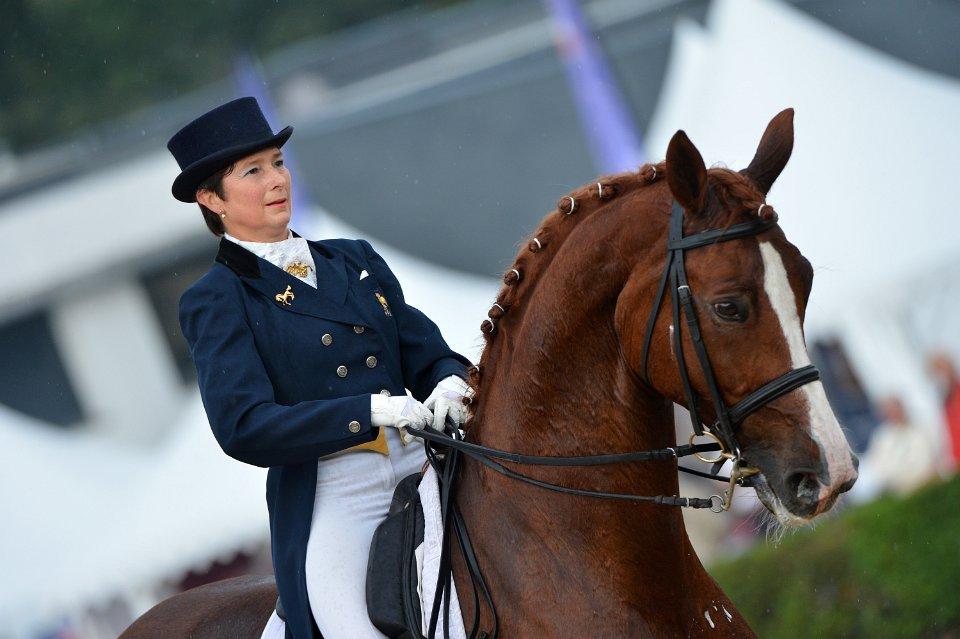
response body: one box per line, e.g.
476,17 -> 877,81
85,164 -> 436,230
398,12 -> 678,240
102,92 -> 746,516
617,109 -> 858,525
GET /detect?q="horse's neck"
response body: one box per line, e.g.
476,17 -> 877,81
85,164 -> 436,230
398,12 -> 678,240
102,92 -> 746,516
456,218 -> 730,634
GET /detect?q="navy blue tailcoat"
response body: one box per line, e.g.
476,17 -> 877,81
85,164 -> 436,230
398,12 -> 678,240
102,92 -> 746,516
178,231 -> 470,639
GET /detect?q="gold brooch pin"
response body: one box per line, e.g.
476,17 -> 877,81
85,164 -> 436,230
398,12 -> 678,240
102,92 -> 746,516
275,285 -> 295,306
284,261 -> 311,278
375,291 -> 392,316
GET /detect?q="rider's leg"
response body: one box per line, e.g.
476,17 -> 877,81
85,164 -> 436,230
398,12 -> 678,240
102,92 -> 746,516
305,426 -> 427,638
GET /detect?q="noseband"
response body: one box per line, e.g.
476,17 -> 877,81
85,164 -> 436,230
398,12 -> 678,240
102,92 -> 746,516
638,199 -> 820,494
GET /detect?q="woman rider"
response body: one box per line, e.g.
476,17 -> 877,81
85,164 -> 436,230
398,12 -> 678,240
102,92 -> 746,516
167,97 -> 472,638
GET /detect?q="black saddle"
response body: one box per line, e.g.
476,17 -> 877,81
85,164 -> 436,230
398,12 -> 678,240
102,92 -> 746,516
367,471 -> 426,638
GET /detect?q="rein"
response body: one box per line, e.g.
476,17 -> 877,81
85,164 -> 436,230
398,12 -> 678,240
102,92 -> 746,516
407,425 -> 729,510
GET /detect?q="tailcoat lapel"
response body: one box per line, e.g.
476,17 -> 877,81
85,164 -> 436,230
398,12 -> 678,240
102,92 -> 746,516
215,234 -> 367,327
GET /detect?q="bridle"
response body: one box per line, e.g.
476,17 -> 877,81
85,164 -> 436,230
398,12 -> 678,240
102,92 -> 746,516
637,199 -> 821,506
407,198 -> 824,639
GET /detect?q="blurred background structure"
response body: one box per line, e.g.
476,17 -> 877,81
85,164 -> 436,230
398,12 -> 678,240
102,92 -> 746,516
2,0 -> 959,636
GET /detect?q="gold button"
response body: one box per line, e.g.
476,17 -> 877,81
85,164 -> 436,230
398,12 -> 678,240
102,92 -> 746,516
321,333 -> 333,346
379,389 -> 391,396
353,325 -> 365,334
366,355 -> 378,368
336,365 -> 348,377
348,420 -> 361,433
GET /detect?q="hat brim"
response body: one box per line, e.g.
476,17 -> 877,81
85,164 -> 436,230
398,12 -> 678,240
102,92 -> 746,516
171,125 -> 294,203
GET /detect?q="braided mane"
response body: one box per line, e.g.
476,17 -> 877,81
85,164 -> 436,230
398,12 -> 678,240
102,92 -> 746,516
465,162 -> 767,417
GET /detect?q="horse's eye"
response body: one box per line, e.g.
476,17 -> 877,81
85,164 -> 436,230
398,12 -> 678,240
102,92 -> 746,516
713,301 -> 745,322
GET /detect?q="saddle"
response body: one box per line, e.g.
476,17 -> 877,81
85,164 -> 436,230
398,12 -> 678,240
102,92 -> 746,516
366,471 -> 426,638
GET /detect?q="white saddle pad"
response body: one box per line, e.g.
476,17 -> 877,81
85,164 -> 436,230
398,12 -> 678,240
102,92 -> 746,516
416,464 -> 468,639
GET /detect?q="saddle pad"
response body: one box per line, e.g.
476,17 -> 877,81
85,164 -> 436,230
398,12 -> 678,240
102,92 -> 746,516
259,610 -> 285,639
417,464 -> 468,639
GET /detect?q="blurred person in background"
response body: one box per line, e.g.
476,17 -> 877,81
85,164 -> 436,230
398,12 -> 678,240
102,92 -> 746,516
929,351 -> 960,471
862,396 -> 941,497
167,97 -> 471,639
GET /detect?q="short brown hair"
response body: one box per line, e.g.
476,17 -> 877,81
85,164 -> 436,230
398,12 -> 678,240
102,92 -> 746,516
196,162 -> 237,236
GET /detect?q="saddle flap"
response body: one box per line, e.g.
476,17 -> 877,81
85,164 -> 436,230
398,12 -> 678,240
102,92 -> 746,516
367,472 -> 425,639
389,471 -> 424,516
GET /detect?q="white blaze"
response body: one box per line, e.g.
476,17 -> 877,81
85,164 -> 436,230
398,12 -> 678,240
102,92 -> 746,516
758,241 -> 856,497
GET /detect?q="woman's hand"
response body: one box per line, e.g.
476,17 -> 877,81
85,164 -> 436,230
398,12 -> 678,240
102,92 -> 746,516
370,394 -> 433,432
424,375 -> 470,432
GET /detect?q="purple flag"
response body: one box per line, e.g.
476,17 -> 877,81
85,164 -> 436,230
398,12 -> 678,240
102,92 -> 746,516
233,53 -> 311,229
544,0 -> 646,173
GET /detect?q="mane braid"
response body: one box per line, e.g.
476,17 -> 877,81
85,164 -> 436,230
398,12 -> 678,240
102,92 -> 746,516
465,162 -> 664,419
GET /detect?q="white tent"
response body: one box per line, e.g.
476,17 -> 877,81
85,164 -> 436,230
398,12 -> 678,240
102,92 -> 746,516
646,0 -> 960,462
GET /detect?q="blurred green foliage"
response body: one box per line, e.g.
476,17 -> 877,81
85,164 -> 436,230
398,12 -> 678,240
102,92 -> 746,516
710,475 -> 960,638
0,0 -> 462,153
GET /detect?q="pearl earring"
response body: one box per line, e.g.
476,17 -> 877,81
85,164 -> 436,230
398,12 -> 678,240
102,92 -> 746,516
219,210 -> 226,219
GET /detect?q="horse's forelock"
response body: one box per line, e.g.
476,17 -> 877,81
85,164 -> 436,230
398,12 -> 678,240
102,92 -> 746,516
706,168 -> 767,221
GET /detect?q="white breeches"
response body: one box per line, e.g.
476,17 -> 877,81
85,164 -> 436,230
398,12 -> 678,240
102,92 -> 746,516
305,426 -> 427,639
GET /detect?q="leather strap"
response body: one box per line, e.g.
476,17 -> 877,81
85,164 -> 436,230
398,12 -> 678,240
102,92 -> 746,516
667,215 -> 778,250
409,427 -> 722,508
728,365 -> 820,425
409,431 -> 720,466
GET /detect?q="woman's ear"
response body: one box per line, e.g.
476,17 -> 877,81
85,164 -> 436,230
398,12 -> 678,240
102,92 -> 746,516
196,188 -> 221,211
665,130 -> 708,214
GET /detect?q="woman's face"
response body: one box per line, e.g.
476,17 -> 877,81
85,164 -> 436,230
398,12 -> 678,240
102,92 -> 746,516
198,146 -> 292,241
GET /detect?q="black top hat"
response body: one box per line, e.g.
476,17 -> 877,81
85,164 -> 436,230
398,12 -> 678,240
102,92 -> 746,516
167,96 -> 293,203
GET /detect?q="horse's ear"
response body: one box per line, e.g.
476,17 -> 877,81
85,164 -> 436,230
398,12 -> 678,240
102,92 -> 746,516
665,130 -> 708,214
741,108 -> 795,195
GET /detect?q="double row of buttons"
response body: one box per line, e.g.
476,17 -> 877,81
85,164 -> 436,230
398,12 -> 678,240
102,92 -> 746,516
329,323 -> 381,433
320,324 -> 377,378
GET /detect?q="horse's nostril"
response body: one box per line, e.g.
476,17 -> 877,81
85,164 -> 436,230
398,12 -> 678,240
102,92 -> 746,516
786,470 -> 822,512
850,452 -> 860,471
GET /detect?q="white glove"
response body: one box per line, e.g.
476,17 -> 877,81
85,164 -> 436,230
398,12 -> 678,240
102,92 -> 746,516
423,375 -> 470,432
371,394 -> 433,443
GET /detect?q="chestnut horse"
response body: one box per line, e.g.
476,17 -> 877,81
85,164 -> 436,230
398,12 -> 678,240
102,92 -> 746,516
121,108 -> 858,638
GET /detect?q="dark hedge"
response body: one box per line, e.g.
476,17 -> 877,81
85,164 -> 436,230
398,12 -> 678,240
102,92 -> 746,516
1,0 -> 465,154
710,475 -> 960,638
